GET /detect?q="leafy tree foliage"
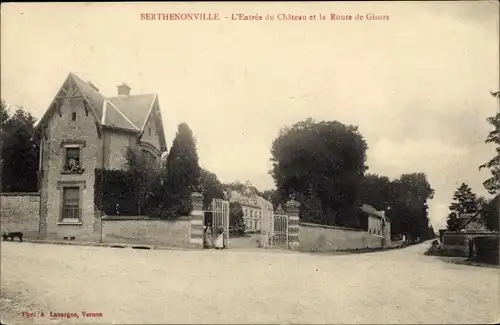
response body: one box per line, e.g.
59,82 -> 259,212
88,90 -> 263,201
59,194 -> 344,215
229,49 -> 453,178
199,168 -> 224,209
480,194 -> 499,231
446,212 -> 460,231
94,169 -> 148,216
222,181 -> 261,196
97,123 -> 203,220
164,123 -> 201,215
479,91 -> 500,195
448,183 -> 479,215
0,100 -> 39,192
270,118 -> 368,228
359,174 -> 395,211
124,147 -> 159,214
358,172 -> 435,240
95,148 -> 160,216
260,188 -> 284,210
229,202 -> 246,235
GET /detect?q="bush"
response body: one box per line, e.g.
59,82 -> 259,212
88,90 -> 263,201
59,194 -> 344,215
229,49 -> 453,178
95,169 -> 152,216
148,205 -> 178,220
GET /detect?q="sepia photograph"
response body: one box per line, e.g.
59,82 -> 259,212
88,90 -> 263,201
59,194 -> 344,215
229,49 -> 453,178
1,1 -> 499,324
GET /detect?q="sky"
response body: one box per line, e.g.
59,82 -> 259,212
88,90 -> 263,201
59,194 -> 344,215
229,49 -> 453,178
1,1 -> 499,230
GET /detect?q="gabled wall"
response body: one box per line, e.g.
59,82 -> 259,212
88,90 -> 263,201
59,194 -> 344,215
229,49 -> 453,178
103,128 -> 138,170
40,97 -> 102,241
139,100 -> 163,158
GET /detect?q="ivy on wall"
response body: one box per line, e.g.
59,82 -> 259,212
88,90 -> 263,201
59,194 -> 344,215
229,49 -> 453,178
94,168 -> 149,216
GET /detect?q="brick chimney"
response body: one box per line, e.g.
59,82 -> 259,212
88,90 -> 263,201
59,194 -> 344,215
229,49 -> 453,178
117,83 -> 131,96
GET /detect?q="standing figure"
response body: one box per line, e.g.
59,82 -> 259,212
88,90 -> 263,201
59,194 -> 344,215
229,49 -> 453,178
204,224 -> 214,248
214,223 -> 224,249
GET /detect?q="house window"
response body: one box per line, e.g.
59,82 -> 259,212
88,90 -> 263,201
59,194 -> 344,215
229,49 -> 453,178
149,128 -> 152,136
65,147 -> 80,167
71,112 -> 77,121
141,149 -> 157,166
62,187 -> 80,222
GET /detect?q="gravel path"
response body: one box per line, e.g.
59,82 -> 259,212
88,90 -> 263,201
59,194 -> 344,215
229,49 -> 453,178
1,241 -> 498,324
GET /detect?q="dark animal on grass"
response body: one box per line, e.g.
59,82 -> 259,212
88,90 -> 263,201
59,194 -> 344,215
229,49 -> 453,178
2,232 -> 23,242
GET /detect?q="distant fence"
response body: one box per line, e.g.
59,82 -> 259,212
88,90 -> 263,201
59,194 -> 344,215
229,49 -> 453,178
0,192 -> 40,239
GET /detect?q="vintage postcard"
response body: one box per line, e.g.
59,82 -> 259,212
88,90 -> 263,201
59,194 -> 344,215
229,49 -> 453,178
1,1 -> 499,324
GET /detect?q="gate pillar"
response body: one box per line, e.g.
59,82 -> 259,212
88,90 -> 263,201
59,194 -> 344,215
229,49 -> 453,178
189,192 -> 204,249
286,199 -> 300,250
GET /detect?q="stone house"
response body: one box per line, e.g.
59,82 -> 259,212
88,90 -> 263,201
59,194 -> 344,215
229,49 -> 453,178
360,204 -> 391,245
256,195 -> 274,235
35,72 -> 167,241
226,189 -> 265,232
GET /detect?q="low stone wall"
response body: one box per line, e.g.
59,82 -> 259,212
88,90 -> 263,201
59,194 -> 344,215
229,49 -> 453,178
101,216 -> 192,248
298,222 -> 386,252
390,239 -> 403,248
442,231 -> 498,257
0,193 -> 40,239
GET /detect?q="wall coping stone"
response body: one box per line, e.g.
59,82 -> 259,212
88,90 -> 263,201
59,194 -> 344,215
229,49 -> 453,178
0,192 -> 40,196
299,222 -> 365,232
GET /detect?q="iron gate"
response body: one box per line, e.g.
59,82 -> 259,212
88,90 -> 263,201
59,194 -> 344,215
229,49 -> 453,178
267,205 -> 289,249
205,198 -> 230,247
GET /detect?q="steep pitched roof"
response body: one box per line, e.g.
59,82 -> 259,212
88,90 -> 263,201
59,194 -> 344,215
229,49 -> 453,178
107,94 -> 156,130
458,211 -> 487,231
102,100 -> 139,130
360,204 -> 385,219
70,72 -> 106,119
37,72 -> 161,135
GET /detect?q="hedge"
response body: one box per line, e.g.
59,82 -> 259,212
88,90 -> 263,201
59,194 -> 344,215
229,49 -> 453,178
94,169 -> 149,216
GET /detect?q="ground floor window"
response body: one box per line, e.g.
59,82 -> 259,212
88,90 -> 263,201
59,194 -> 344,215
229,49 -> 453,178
62,187 -> 80,222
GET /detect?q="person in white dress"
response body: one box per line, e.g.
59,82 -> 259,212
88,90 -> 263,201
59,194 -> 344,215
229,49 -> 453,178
214,223 -> 224,249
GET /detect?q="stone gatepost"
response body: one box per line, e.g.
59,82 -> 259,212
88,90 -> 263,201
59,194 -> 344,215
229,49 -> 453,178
286,199 -> 300,250
189,192 -> 204,249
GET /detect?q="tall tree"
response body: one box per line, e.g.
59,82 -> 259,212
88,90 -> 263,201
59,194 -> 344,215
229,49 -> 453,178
229,201 -> 246,235
222,181 -> 260,195
446,212 -> 460,231
124,147 -> 159,215
359,174 -> 395,211
261,188 -> 284,210
0,102 -> 39,192
165,123 -> 201,214
480,194 -> 499,231
270,118 -> 368,227
199,168 -> 224,209
479,91 -> 500,195
389,173 -> 435,239
449,183 -> 479,215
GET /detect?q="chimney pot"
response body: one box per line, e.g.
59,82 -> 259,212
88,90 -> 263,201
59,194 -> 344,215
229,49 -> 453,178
117,83 -> 131,96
